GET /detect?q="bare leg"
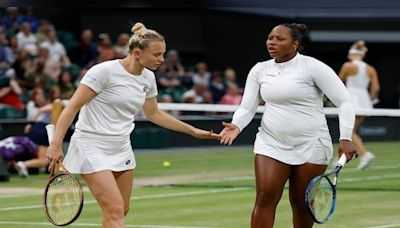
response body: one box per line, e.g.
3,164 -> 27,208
251,154 -> 291,228
289,163 -> 327,228
25,146 -> 49,168
353,116 -> 375,169
352,116 -> 367,156
82,170 -> 125,228
113,170 -> 134,216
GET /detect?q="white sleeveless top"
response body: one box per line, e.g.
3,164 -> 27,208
345,60 -> 372,109
346,60 -> 370,89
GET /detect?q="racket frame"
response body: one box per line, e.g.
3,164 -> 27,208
43,162 -> 84,226
43,124 -> 84,226
305,154 -> 347,224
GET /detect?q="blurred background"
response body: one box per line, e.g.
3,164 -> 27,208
28,0 -> 400,109
0,1 -> 399,228
0,1 -> 398,161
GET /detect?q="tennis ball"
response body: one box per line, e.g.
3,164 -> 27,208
162,161 -> 171,168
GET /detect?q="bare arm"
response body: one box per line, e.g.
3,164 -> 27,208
367,65 -> 380,99
32,103 -> 52,122
338,62 -> 351,81
142,97 -> 220,139
46,84 -> 97,168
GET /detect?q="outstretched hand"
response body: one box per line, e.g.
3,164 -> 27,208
191,128 -> 221,139
338,139 -> 357,162
219,122 -> 240,146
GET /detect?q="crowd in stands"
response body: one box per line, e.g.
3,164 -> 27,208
0,7 -> 244,176
0,7 -> 244,120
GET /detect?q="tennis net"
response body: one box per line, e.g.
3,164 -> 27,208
53,101 -> 400,191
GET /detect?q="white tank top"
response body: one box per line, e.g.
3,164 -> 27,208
345,60 -> 370,89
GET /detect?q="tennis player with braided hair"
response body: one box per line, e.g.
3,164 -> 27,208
46,22 -> 220,227
219,23 -> 357,227
339,40 -> 380,170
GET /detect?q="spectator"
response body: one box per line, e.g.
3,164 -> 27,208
96,32 -> 115,63
12,49 -> 34,89
113,32 -> 129,58
16,22 -> 38,56
40,28 -> 71,67
58,70 -> 76,99
160,94 -> 180,116
165,49 -> 186,77
0,31 -> 14,76
21,8 -> 40,33
208,70 -> 226,103
35,20 -> 52,45
192,62 -> 211,87
37,46 -> 61,81
68,29 -> 98,68
2,7 -> 24,37
224,66 -> 239,88
182,83 -> 209,104
25,58 -> 51,90
220,83 -> 243,105
156,63 -> 180,87
0,69 -> 25,111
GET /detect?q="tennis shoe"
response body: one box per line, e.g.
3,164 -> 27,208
16,161 -> 29,178
357,151 -> 375,170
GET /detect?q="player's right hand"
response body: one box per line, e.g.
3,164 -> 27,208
219,122 -> 240,146
46,144 -> 63,172
338,139 -> 357,162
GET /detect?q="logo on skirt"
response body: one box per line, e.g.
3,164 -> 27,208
125,160 -> 131,165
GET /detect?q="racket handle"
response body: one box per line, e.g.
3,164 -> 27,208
45,124 -> 55,144
337,153 -> 347,167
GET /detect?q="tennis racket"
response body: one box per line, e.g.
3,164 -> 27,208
305,154 -> 347,224
43,124 -> 84,226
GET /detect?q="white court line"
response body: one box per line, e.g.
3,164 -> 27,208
341,164 -> 400,173
191,172 -> 400,184
1,161 -> 398,200
367,224 -> 400,228
0,187 -> 251,211
1,166 -> 398,200
0,221 -> 215,228
341,173 -> 400,183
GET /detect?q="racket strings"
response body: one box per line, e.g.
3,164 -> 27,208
309,177 -> 334,222
45,174 -> 82,225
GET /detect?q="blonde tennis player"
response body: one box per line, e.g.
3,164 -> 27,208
339,40 -> 380,170
46,22 -> 220,228
219,23 -> 357,228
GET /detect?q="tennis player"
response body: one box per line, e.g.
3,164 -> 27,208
46,22 -> 220,227
219,23 -> 357,228
339,40 -> 380,170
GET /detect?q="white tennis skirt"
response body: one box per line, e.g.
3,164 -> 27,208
347,88 -> 373,109
63,130 -> 136,174
253,129 -> 333,165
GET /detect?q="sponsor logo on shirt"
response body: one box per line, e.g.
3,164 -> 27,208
143,86 -> 149,93
85,75 -> 97,84
265,73 -> 277,77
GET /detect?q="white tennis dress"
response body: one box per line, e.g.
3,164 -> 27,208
63,59 -> 158,174
345,60 -> 373,109
232,54 -> 355,165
